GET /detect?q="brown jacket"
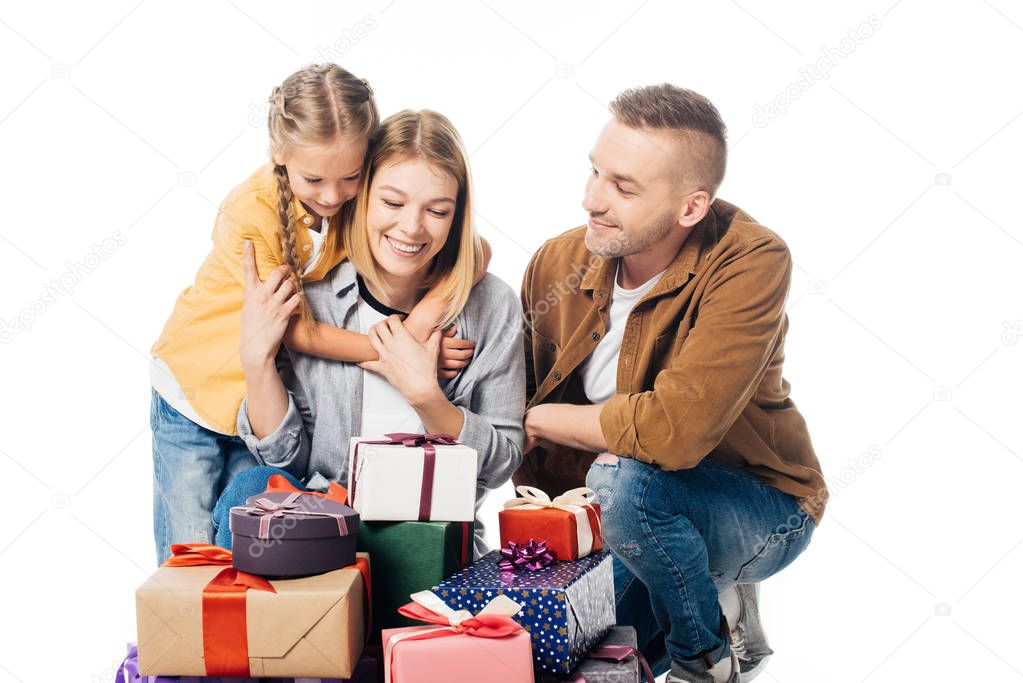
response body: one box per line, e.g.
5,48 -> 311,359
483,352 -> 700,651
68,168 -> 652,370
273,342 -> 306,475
515,199 -> 828,524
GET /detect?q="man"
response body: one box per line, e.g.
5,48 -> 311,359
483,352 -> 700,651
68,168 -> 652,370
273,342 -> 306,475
516,84 -> 828,683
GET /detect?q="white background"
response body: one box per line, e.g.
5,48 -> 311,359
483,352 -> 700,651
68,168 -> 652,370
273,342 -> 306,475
1,1 -> 1021,681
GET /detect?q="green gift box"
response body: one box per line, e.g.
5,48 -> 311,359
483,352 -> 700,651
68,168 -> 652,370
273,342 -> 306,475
356,520 -> 472,634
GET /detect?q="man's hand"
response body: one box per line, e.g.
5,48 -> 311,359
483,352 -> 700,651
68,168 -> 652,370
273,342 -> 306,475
524,404 -> 557,454
523,404 -> 556,453
240,240 -> 302,370
438,325 -> 476,380
523,403 -> 609,454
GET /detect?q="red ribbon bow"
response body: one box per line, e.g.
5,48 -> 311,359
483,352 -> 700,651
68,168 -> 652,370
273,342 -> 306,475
265,473 -> 348,504
397,601 -> 521,638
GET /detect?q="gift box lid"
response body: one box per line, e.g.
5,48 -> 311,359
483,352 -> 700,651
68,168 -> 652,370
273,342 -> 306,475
230,490 -> 360,540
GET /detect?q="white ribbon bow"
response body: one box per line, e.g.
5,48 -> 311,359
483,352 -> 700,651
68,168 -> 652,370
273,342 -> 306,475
502,485 -> 597,510
408,589 -> 523,625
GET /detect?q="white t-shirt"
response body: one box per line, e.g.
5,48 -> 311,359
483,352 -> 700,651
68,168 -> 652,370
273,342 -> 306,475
356,276 -> 425,438
579,263 -> 666,405
302,217 -> 330,275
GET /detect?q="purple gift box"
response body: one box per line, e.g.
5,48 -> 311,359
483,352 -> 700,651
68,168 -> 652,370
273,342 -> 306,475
229,490 -> 359,578
117,644 -> 377,683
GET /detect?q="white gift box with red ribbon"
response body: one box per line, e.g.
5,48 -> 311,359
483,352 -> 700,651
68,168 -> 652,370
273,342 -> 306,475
347,434 -> 478,522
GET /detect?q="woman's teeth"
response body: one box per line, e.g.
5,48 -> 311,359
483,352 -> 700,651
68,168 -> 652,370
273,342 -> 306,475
386,235 -> 425,254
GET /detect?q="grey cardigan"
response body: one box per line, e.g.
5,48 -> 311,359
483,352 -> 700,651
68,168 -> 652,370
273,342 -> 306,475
236,261 -> 526,555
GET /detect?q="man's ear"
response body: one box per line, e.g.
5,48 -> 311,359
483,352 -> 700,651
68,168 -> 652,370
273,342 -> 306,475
676,189 -> 712,229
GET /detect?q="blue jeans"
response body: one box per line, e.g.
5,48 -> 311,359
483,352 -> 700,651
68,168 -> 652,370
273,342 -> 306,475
151,389 -> 258,565
211,465 -> 307,550
586,455 -> 815,676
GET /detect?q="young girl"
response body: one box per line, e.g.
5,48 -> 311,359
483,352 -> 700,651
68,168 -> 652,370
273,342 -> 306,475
150,64 -> 484,564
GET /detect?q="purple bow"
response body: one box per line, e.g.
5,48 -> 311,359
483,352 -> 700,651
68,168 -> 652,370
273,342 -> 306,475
386,432 -> 460,448
498,539 -> 557,572
241,491 -> 349,539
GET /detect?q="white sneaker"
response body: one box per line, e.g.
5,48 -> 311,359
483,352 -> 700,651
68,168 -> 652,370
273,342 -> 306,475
720,583 -> 773,682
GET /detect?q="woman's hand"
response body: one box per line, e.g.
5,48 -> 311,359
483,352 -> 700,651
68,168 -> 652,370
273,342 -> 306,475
240,240 -> 302,370
359,315 -> 444,407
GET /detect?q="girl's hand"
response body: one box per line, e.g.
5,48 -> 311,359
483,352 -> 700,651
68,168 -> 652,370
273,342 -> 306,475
359,315 -> 444,406
438,326 -> 476,380
240,240 -> 302,370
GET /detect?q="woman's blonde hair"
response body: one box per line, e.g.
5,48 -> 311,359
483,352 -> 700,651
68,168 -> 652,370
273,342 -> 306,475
267,63 -> 379,328
344,109 -> 484,329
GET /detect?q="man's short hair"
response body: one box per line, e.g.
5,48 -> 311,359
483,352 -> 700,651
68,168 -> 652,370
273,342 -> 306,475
610,84 -> 727,197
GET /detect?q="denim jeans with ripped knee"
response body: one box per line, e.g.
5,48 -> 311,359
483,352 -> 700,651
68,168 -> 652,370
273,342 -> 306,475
586,454 -> 815,675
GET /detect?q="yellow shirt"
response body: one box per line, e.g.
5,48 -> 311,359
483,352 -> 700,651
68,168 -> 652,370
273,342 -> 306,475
151,164 -> 348,434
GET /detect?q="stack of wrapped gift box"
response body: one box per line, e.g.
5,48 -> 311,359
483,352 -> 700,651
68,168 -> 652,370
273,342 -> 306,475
347,434 -> 477,632
117,433 -> 653,682
132,477 -> 373,682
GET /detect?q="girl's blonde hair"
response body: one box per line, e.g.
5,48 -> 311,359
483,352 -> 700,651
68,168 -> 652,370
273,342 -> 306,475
267,63 -> 379,328
344,110 -> 484,330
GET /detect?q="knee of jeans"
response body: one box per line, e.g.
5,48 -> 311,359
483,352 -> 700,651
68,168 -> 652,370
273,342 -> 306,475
232,465 -> 280,491
592,466 -> 648,558
601,507 -> 647,556
586,465 -> 618,523
214,466 -> 280,514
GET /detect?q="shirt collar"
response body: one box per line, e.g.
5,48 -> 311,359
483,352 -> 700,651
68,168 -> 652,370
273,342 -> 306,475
293,197 -> 319,230
329,260 -> 360,296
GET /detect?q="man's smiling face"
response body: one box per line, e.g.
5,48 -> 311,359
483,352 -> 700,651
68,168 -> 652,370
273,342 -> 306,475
582,119 -> 697,260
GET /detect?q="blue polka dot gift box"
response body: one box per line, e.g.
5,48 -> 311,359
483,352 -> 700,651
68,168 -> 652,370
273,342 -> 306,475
432,550 -> 615,675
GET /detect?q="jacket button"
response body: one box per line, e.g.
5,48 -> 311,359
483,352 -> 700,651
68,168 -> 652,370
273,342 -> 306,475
592,331 -> 600,341
303,244 -> 311,251
553,371 -> 562,381
302,215 -> 312,225
548,342 -> 557,352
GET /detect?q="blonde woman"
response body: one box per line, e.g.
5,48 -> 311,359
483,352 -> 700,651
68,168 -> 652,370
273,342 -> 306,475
150,66 -> 485,564
212,110 -> 525,556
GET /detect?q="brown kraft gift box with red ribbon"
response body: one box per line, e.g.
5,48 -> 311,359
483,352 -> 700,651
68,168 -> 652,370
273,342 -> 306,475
498,486 -> 603,561
134,544 -> 370,678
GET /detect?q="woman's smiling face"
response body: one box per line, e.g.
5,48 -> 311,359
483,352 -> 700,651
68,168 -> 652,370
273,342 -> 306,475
366,157 -> 459,281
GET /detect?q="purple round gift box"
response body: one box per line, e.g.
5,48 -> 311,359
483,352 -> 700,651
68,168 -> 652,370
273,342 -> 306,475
230,490 -> 360,578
